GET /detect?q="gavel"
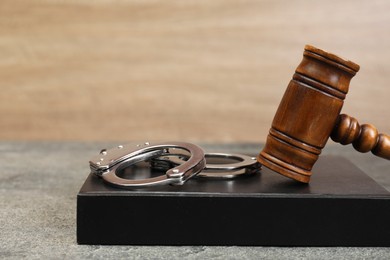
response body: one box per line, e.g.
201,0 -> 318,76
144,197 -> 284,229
257,45 -> 390,183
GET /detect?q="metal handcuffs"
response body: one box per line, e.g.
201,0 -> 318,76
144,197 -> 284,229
151,151 -> 260,179
89,141 -> 261,188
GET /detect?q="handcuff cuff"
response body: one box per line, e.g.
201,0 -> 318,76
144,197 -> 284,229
89,141 -> 261,189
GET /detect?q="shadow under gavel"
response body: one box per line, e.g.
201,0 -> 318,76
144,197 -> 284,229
257,45 -> 390,183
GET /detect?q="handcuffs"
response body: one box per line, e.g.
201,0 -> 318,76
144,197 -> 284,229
89,141 -> 261,189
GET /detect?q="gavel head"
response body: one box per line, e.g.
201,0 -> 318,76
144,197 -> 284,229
257,45 -> 360,183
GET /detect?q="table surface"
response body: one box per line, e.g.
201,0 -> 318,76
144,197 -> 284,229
1,142 -> 389,259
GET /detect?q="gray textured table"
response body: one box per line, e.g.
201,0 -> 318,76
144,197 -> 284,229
1,142 -> 390,259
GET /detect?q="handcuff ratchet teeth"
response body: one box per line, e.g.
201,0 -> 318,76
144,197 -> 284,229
89,142 -> 206,188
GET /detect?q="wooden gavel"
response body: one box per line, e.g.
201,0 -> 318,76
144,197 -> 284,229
257,45 -> 390,183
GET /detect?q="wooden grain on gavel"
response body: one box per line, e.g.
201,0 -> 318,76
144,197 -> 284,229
258,45 -> 390,183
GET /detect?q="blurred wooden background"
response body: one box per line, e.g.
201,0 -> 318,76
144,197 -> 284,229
1,0 -> 389,143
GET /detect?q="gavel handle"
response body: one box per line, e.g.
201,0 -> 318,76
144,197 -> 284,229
331,114 -> 390,159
